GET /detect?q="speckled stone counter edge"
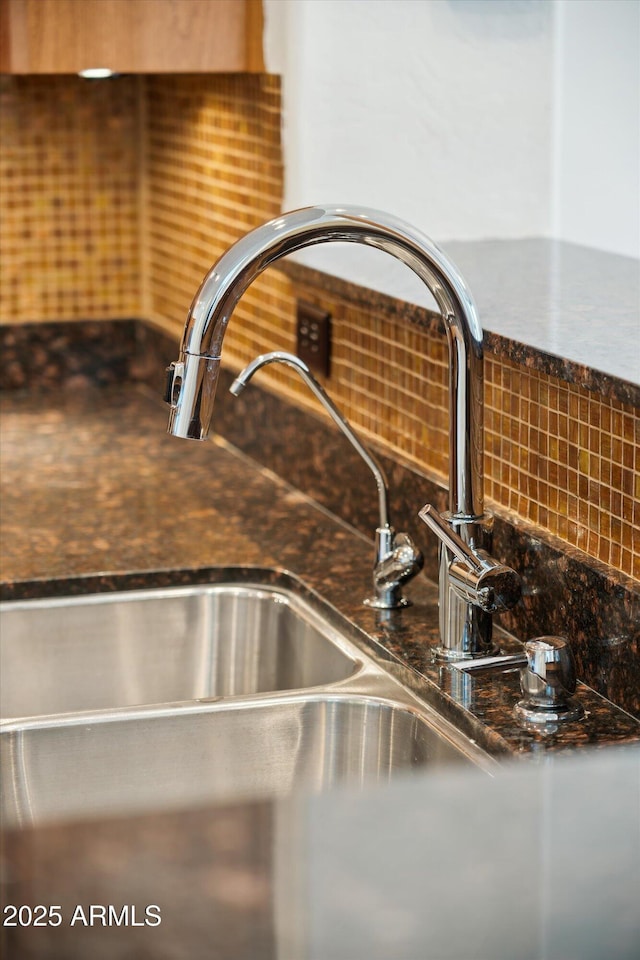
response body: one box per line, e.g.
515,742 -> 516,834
280,261 -> 640,408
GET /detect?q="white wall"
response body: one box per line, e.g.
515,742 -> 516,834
552,0 -> 640,258
264,0 -> 639,288
266,0 -> 554,239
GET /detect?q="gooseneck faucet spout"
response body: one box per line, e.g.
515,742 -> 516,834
230,351 -> 392,527
165,205 -> 520,657
230,350 -> 423,609
166,205 -> 483,520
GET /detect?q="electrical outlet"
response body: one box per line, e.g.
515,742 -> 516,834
296,301 -> 331,377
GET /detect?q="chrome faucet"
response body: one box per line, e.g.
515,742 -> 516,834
230,350 -> 423,609
165,204 -> 521,658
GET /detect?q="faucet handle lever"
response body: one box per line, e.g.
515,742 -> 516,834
418,504 -> 483,572
419,503 -> 521,614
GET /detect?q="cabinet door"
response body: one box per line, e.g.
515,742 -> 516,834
0,0 -> 263,74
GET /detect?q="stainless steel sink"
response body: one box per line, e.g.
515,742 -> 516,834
1,583 -> 358,720
2,692 -> 491,826
1,576 -> 494,826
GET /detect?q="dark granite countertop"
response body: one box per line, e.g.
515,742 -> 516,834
2,382 -> 640,960
1,383 -> 638,756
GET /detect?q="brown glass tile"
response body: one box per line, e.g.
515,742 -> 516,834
0,75 -> 141,324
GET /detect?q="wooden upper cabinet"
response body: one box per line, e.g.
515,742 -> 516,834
0,0 -> 264,74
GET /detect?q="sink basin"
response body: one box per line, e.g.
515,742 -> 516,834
1,575 -> 495,825
1,693 -> 487,826
0,583 -> 358,721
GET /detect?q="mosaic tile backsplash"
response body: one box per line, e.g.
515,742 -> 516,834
0,76 -> 141,322
283,280 -> 639,583
0,73 -> 637,583
142,73 -> 290,362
